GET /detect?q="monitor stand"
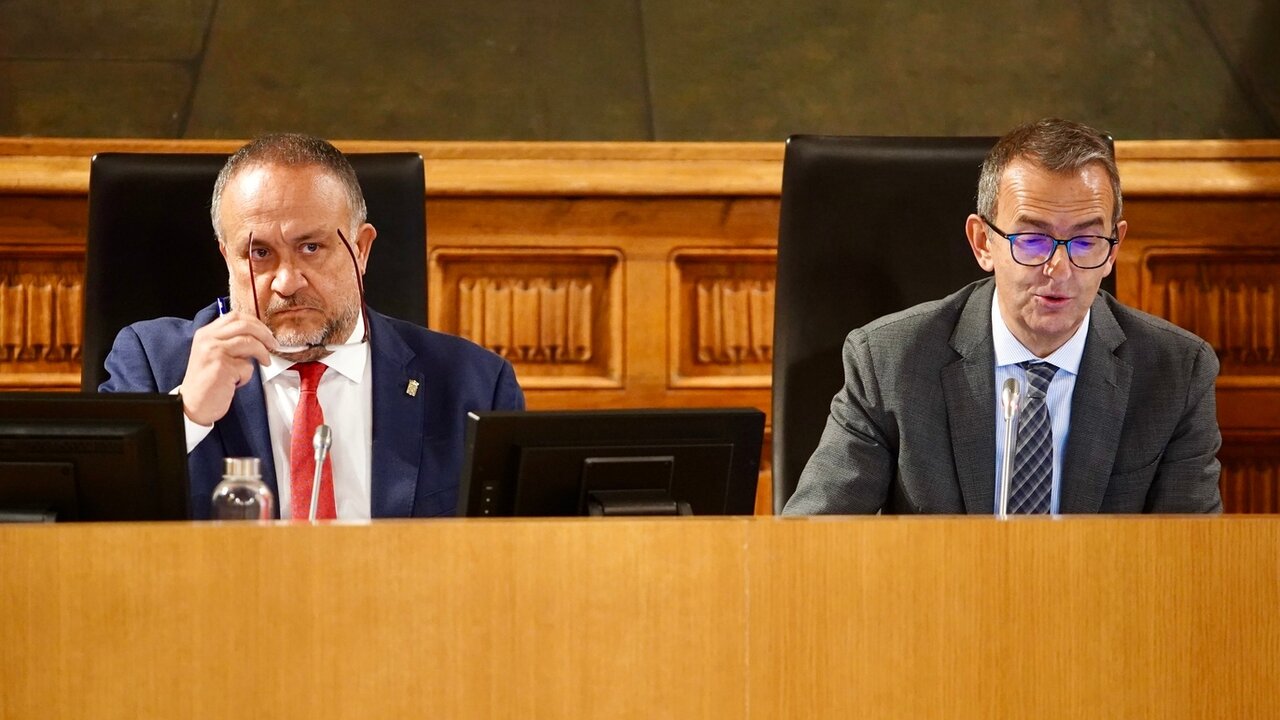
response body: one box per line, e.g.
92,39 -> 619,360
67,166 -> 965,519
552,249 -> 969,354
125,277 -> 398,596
581,455 -> 691,515
586,489 -> 692,516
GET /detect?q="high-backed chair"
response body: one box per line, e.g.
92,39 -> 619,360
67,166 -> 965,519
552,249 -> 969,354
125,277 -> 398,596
771,136 -> 994,513
771,135 -> 1119,513
81,152 -> 426,390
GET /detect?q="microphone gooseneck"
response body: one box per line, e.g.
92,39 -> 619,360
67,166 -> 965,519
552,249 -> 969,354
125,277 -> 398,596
998,378 -> 1021,520
309,424 -> 333,522
1001,377 -> 1019,421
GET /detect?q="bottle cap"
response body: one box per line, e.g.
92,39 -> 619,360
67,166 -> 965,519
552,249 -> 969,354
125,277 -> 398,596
223,457 -> 261,478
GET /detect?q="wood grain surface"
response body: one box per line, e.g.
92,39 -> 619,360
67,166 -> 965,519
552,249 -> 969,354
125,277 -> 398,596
2,517 -> 1277,719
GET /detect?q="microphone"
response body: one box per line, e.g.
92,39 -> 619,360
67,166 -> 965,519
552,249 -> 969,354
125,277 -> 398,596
309,424 -> 333,522
997,378 -> 1020,519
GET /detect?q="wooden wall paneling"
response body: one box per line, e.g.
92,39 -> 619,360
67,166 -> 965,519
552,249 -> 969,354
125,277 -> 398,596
668,248 -> 776,388
430,246 -> 623,388
663,247 -> 779,514
0,189 -> 89,388
0,252 -> 83,389
423,195 -> 778,416
424,194 -> 779,509
6,139 -> 1280,511
1218,433 -> 1280,512
1117,194 -> 1280,512
1136,247 -> 1280,376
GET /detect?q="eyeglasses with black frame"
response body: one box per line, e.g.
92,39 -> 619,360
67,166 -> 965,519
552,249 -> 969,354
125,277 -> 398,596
246,227 -> 369,354
980,216 -> 1118,270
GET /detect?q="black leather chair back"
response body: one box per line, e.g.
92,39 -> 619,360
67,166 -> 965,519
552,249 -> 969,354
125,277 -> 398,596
770,135 -> 1119,512
82,152 -> 426,390
773,136 -> 992,513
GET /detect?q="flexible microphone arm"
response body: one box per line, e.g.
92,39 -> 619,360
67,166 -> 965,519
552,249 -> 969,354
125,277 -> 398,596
998,378 -> 1020,520
309,424 -> 333,522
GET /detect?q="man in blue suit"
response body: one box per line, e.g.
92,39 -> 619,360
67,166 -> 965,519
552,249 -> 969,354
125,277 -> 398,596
100,134 -> 524,519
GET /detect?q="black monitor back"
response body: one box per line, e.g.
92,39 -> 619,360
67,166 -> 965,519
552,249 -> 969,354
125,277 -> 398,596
459,408 -> 765,516
0,393 -> 188,521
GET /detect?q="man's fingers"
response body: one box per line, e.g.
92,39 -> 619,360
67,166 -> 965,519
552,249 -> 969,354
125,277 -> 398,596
200,311 -> 278,350
216,334 -> 273,366
196,324 -> 275,364
234,362 -> 256,388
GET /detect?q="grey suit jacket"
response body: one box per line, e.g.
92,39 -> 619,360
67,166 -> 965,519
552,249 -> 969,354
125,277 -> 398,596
784,279 -> 1222,515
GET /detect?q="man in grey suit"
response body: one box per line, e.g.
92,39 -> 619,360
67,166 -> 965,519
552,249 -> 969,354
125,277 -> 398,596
784,118 -> 1222,515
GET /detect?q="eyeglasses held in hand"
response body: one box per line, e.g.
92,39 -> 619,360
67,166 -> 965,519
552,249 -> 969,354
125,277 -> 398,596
244,228 -> 370,354
981,216 -> 1118,270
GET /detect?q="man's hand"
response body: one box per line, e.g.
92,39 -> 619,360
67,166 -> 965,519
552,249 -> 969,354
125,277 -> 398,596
180,312 -> 276,426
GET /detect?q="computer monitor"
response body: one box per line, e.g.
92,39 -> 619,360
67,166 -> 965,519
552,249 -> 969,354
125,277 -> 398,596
458,408 -> 765,517
0,393 -> 189,522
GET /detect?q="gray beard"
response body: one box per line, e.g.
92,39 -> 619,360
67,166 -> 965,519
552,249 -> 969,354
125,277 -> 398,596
270,299 -> 359,347
229,288 -> 360,353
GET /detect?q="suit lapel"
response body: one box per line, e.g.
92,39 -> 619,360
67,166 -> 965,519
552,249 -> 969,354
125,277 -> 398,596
367,310 -> 425,517
943,281 -> 997,514
1059,297 -> 1131,513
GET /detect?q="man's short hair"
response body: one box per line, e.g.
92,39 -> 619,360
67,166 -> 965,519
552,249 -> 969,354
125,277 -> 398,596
976,118 -> 1122,226
210,133 -> 368,242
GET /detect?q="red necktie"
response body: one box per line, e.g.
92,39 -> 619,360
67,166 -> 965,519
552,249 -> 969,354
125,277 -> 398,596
290,362 -> 336,520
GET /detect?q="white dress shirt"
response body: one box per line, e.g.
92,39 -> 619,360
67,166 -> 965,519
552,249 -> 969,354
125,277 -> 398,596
181,315 -> 374,519
991,290 -> 1089,515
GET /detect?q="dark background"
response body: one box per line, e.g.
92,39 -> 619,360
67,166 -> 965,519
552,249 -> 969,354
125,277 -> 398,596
1,0 -> 1276,140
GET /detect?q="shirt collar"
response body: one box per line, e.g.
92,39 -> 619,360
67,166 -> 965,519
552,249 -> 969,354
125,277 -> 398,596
260,310 -> 369,384
991,289 -> 1089,375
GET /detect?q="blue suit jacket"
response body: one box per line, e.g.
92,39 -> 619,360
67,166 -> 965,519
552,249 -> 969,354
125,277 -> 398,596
99,303 -> 525,518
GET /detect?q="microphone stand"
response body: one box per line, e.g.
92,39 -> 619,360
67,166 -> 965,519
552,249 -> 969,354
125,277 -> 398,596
309,424 -> 333,522
998,378 -> 1020,520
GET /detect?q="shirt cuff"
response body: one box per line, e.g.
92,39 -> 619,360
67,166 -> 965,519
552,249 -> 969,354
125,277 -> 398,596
170,385 -> 214,454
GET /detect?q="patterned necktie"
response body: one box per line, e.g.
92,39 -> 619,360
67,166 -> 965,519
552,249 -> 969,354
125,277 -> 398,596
289,362 -> 336,520
1008,361 -> 1058,514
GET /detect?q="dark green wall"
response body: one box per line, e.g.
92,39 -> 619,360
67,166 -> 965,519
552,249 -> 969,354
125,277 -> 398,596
1,0 -> 1276,140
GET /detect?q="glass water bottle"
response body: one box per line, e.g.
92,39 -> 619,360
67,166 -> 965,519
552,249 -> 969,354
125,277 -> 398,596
211,457 -> 274,520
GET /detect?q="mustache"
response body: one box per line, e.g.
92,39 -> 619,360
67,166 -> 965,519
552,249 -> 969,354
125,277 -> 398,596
264,296 -> 323,317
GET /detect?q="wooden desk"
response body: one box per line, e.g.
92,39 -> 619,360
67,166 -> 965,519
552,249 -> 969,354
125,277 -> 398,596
2,517 -> 1277,719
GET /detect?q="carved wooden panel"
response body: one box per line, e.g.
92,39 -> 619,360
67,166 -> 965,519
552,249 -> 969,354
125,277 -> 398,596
1219,436 -> 1280,513
429,248 -> 622,388
0,258 -> 83,387
669,249 -> 776,388
1138,248 -> 1280,377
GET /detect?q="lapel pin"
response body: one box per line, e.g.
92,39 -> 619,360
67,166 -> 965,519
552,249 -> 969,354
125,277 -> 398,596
405,379 -> 420,397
